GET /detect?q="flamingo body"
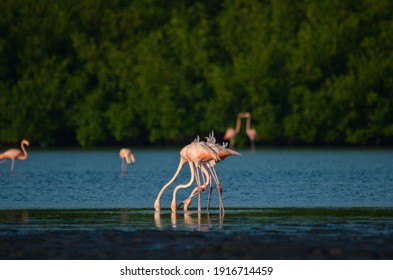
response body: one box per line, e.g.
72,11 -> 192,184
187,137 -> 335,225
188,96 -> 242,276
0,139 -> 29,173
119,148 -> 135,174
224,113 -> 244,148
182,132 -> 240,212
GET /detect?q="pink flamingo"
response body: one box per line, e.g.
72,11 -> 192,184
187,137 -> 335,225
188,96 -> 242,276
0,139 -> 30,173
173,137 -> 220,213
119,148 -> 135,174
154,136 -> 219,213
224,112 -> 244,148
243,112 -> 257,151
181,131 -> 240,212
204,133 -> 240,211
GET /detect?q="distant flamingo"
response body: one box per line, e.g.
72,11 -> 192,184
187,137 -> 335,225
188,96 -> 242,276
243,112 -> 257,151
224,112 -> 244,148
154,136 -> 220,213
119,148 -> 135,174
0,139 -> 30,173
181,131 -> 240,212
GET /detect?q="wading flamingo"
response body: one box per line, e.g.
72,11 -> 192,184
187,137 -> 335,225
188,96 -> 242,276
243,112 -> 257,151
174,137 -> 220,212
0,139 -> 30,173
119,148 -> 135,174
224,112 -> 244,148
154,135 -> 219,213
181,131 -> 240,212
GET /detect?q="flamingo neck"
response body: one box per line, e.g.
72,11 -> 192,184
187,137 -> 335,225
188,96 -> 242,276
154,157 -> 186,210
171,161 -> 195,212
235,114 -> 242,133
246,115 -> 251,131
18,142 -> 28,160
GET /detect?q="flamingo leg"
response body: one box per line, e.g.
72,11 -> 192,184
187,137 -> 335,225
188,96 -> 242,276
206,174 -> 213,211
121,159 -> 126,174
180,165 -> 224,213
194,163 -> 202,213
229,138 -> 235,149
10,159 -> 15,173
250,139 -> 256,152
182,165 -> 210,211
208,165 -> 225,212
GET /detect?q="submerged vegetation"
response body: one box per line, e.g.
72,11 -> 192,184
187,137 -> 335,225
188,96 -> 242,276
0,0 -> 392,147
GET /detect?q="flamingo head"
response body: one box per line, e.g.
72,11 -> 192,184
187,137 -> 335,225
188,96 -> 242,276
21,139 -> 30,146
127,153 -> 135,164
154,199 -> 161,211
170,200 -> 178,213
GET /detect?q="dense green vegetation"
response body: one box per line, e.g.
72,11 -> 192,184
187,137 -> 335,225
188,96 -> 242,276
1,0 -> 392,147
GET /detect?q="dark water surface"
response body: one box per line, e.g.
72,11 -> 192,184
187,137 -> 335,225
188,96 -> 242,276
1,149 -> 393,259
1,207 -> 393,235
1,207 -> 393,259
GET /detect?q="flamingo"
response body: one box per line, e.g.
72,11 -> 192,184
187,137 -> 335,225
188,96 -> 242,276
204,133 -> 240,211
154,135 -> 219,213
224,112 -> 244,148
181,131 -> 240,212
243,112 -> 257,151
174,137 -> 220,213
0,139 -> 30,173
119,148 -> 135,174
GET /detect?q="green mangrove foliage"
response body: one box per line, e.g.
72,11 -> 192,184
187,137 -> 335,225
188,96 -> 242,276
0,0 -> 392,147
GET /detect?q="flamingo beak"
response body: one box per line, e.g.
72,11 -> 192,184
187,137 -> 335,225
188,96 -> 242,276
176,202 -> 183,209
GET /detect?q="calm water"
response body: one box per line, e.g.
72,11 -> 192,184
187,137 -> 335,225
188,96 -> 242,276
1,149 -> 392,209
1,149 -> 393,234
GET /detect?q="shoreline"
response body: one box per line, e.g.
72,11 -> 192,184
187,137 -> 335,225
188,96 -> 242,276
1,229 -> 392,260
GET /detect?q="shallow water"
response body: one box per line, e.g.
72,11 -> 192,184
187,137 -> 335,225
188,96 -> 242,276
1,207 -> 393,237
1,149 -> 393,236
1,149 -> 392,209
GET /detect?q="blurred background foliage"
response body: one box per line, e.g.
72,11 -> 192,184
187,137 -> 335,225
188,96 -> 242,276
0,0 -> 392,147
